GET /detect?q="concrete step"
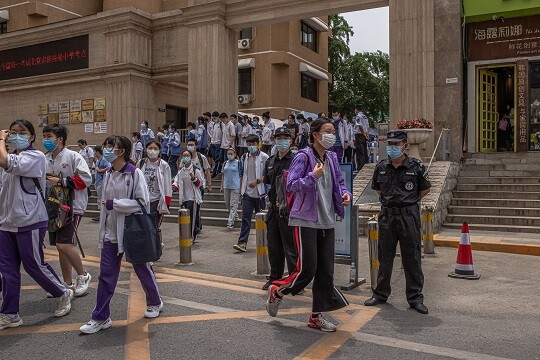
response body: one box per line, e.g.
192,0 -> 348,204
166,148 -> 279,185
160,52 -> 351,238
452,191 -> 540,200
456,184 -> 540,192
459,170 -> 540,177
448,205 -> 540,217
450,198 -> 540,208
445,214 -> 540,227
442,222 -> 540,234
457,177 -> 540,185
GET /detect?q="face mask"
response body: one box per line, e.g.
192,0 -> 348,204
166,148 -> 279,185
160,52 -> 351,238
43,139 -> 57,152
187,145 -> 196,153
275,139 -> 291,152
141,123 -> 146,129
8,134 -> 31,150
291,149 -> 298,155
253,121 -> 259,126
248,145 -> 258,154
386,145 -> 404,159
332,116 -> 339,121
103,148 -> 117,162
183,156 -> 191,164
227,155 -> 235,161
147,149 -> 159,159
319,133 -> 336,149
230,118 -> 235,122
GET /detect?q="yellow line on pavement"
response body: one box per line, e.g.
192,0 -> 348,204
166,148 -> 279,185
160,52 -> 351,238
125,272 -> 151,360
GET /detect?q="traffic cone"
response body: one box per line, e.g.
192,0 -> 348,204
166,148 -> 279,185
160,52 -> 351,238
448,222 -> 480,280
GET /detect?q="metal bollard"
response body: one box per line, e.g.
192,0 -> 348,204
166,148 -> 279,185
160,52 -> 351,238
178,208 -> 193,265
367,219 -> 379,291
422,206 -> 435,254
254,212 -> 270,276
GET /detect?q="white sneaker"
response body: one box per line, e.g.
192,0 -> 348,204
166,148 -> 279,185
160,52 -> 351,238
47,282 -> 74,298
74,271 -> 92,297
79,318 -> 113,334
54,289 -> 73,317
308,313 -> 337,332
0,313 -> 23,330
144,301 -> 164,318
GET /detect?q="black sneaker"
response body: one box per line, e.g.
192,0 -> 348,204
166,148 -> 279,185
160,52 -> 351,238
91,217 -> 100,222
233,243 -> 247,252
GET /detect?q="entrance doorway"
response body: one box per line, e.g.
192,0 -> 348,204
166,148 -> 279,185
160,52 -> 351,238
476,65 -> 515,153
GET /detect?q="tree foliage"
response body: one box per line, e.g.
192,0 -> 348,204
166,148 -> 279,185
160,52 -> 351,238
328,15 -> 389,125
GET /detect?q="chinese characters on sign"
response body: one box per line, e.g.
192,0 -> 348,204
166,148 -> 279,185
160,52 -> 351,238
36,97 -> 106,131
0,35 -> 89,81
516,60 -> 529,152
468,15 -> 540,61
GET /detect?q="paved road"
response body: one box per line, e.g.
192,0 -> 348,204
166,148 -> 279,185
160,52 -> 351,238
1,220 -> 539,360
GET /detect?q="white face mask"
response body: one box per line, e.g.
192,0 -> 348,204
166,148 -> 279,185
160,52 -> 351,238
147,149 -> 160,159
319,133 -> 336,149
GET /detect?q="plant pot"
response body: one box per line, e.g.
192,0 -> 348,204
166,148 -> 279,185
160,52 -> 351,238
403,128 -> 433,159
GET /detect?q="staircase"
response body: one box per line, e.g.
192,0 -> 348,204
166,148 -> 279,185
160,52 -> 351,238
443,153 -> 540,234
84,180 -> 249,228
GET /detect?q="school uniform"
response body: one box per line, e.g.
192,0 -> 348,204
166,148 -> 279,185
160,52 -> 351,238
261,121 -> 276,155
138,158 -> 172,229
174,164 -> 204,240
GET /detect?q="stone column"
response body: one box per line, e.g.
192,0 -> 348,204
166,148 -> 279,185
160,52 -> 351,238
185,1 -> 238,118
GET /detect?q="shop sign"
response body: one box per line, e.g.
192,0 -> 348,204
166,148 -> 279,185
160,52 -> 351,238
467,15 -> 540,61
516,60 -> 529,152
0,35 -> 89,81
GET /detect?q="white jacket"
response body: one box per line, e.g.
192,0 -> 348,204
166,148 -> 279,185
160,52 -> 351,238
240,151 -> 269,196
138,158 -> 172,214
174,164 -> 204,205
0,148 -> 48,232
335,119 -> 351,147
99,163 -> 150,254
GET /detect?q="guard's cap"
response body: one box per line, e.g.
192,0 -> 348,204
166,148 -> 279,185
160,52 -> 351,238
386,130 -> 407,143
274,127 -> 292,137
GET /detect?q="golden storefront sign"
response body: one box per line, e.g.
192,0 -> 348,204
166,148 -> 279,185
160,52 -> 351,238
70,111 -> 82,124
95,98 -> 106,110
81,99 -> 94,111
94,109 -> 106,122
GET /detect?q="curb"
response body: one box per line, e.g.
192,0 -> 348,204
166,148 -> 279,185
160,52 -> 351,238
433,238 -> 540,256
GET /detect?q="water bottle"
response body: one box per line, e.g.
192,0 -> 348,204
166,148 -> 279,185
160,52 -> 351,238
349,262 -> 356,283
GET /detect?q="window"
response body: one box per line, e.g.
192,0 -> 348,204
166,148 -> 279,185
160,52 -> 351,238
301,21 -> 317,52
238,68 -> 252,94
239,27 -> 252,40
301,73 -> 318,102
0,23 -> 7,34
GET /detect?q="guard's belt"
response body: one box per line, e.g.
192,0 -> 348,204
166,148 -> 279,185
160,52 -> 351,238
382,204 -> 419,215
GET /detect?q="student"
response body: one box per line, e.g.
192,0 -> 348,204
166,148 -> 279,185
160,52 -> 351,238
218,113 -> 236,177
261,112 -> 275,155
139,121 -> 155,149
266,118 -> 351,332
208,111 -> 223,177
196,116 -> 208,156
138,140 -> 172,230
173,150 -> 204,243
160,124 -> 170,162
186,139 -> 212,194
0,120 -> 73,331
239,117 -> 253,158
165,124 -> 181,177
80,135 -> 163,334
233,135 -> 269,252
297,114 -> 310,149
187,122 -> 197,142
91,147 -> 111,222
131,132 -> 144,164
42,124 -> 92,298
221,147 -> 243,229
78,139 -> 95,169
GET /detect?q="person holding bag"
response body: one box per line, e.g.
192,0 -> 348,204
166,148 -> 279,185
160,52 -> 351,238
80,135 -> 163,335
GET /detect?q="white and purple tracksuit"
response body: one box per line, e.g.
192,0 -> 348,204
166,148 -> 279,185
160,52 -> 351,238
91,162 -> 161,321
0,147 -> 68,315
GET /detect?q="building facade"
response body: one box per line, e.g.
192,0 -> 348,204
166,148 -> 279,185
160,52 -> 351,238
0,0 -> 328,146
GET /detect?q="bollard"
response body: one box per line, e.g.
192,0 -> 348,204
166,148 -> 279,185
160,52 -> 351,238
254,212 -> 270,276
367,219 -> 379,291
422,206 -> 435,254
178,208 -> 193,265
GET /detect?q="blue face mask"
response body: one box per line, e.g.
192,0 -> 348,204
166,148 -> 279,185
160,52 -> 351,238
43,139 -> 57,152
248,145 -> 258,154
187,145 -> 196,153
291,149 -> 298,155
183,156 -> 191,164
275,139 -> 291,152
8,134 -> 31,150
227,155 -> 235,161
103,148 -> 117,162
386,145 -> 403,159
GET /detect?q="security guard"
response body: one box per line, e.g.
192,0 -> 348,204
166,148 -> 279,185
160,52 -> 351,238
262,127 -> 298,290
364,130 -> 431,314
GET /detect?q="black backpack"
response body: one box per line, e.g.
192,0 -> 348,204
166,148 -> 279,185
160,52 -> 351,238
33,176 -> 73,232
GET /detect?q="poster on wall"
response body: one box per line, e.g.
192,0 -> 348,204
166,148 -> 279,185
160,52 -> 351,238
38,115 -> 48,126
59,101 -> 70,113
84,123 -> 94,133
69,111 -> 82,124
94,109 -> 106,122
94,122 -> 107,133
48,103 -> 58,113
48,113 -> 59,124
59,113 -> 70,125
82,110 -> 94,123
82,99 -> 94,111
70,100 -> 81,112
38,104 -> 48,115
94,98 -> 106,110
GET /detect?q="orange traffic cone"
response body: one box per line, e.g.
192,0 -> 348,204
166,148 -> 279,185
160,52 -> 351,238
448,222 -> 480,280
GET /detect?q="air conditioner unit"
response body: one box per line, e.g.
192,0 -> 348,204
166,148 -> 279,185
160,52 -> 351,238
0,10 -> 9,22
238,39 -> 251,50
238,94 -> 252,105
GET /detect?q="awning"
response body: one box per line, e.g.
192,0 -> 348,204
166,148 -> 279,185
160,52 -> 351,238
302,17 -> 329,32
299,62 -> 329,81
238,58 -> 255,69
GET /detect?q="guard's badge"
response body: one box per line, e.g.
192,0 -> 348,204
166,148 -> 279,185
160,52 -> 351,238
405,181 -> 414,190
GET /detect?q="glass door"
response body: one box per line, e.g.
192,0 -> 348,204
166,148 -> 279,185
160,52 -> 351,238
477,68 -> 498,152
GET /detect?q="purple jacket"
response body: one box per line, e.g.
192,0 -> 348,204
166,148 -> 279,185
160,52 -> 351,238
286,147 -> 351,222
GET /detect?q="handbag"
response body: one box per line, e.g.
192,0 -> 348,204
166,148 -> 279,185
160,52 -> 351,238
123,175 -> 162,263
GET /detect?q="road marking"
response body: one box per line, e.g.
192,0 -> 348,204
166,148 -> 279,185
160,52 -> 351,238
2,320 -> 128,336
125,272 -> 151,360
352,332 -> 515,360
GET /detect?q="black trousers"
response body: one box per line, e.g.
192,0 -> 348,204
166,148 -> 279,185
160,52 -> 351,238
275,227 -> 348,313
266,209 -> 297,281
343,146 -> 353,165
373,209 -> 424,305
355,134 -> 368,171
